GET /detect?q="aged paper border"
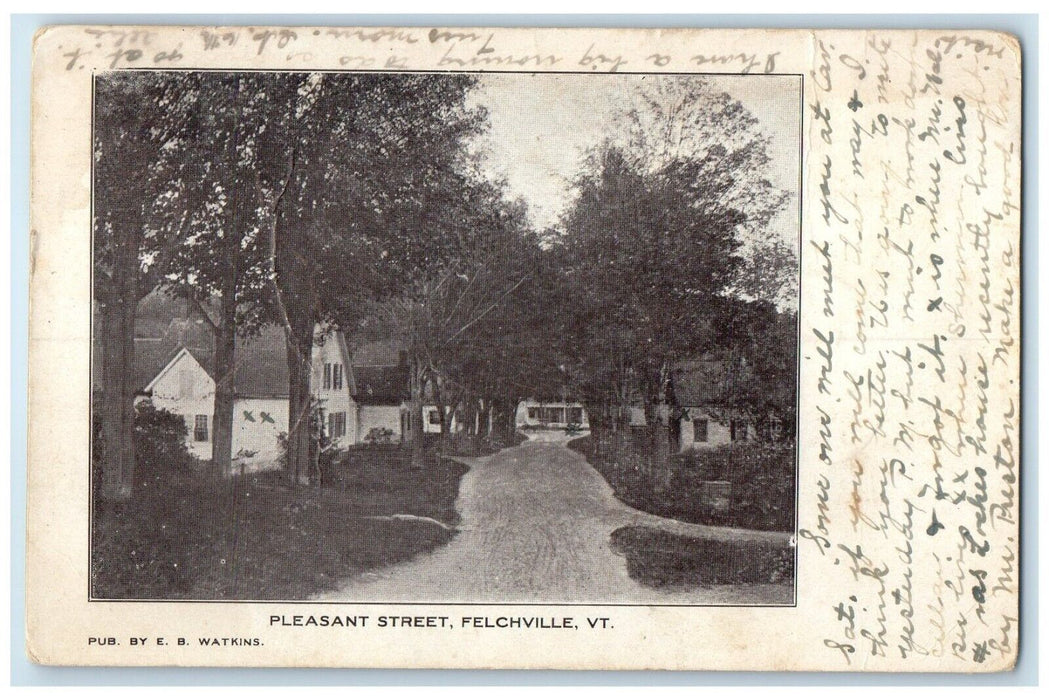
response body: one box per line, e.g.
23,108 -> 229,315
20,17 -> 1028,671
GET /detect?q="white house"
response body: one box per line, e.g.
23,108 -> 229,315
515,400 -> 589,430
421,405 -> 466,434
346,339 -> 409,443
671,358 -> 756,452
136,324 -> 357,472
348,339 -> 466,441
129,300 -> 504,465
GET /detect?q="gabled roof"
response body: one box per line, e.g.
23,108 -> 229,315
349,339 -> 405,367
142,346 -> 212,395
352,364 -> 409,405
133,340 -> 186,394
132,324 -> 354,400
671,357 -> 749,408
229,325 -> 291,398
132,338 -> 209,393
346,337 -> 408,405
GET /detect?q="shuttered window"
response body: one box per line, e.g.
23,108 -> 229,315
323,363 -> 343,390
328,411 -> 346,438
692,419 -> 709,443
194,415 -> 209,442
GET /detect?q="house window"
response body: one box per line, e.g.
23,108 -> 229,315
540,406 -> 565,424
731,420 -> 748,441
567,406 -> 583,424
328,411 -> 346,439
332,363 -> 343,390
323,363 -> 332,390
692,418 -> 709,443
528,407 -> 540,420
194,414 -> 209,442
428,410 -> 441,425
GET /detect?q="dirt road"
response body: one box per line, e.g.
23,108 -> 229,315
319,432 -> 793,604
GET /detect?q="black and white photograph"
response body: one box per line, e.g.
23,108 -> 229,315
90,69 -> 801,605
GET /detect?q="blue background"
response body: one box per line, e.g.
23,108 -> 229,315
9,12 -> 1039,686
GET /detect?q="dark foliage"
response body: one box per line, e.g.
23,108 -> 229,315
611,526 -> 793,588
132,401 -> 199,482
569,435 -> 795,531
93,401 -> 200,514
363,427 -> 397,444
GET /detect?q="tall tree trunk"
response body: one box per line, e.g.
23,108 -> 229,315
408,356 -> 425,466
262,143 -> 309,484
506,395 -> 516,442
434,388 -> 450,456
98,293 -> 137,500
210,94 -> 247,481
443,397 -> 463,451
439,406 -> 450,455
284,319 -> 313,485
210,290 -> 236,479
649,359 -> 674,491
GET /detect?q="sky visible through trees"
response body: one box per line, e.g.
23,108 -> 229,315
468,73 -> 799,248
92,70 -> 800,494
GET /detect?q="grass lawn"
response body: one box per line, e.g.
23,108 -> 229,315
611,526 -> 794,589
91,447 -> 469,600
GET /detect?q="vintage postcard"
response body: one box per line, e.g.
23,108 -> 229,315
26,25 -> 1021,670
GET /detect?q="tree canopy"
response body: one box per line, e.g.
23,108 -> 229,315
92,71 -> 798,498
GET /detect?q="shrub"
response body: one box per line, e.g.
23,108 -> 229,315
570,434 -> 795,531
364,427 -> 396,444
133,400 -> 199,486
611,526 -> 794,588
675,443 -> 796,530
92,401 -> 197,514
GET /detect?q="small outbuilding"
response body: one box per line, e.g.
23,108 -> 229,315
670,358 -> 756,452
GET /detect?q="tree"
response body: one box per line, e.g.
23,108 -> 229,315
418,195 -> 560,448
161,74 -> 276,479
251,73 -> 486,482
555,78 -> 797,477
93,72 -> 204,499
559,146 -> 743,440
617,76 -> 796,310
711,300 -> 798,438
449,238 -> 570,442
363,180 -> 546,460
